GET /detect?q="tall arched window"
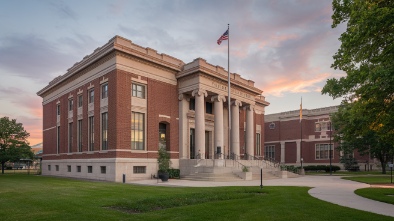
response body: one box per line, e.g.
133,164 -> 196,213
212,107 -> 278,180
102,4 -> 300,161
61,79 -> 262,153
159,123 -> 167,150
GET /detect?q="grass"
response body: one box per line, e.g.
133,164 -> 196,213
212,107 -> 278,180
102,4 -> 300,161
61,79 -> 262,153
1,174 -> 393,221
342,175 -> 393,184
340,175 -> 394,205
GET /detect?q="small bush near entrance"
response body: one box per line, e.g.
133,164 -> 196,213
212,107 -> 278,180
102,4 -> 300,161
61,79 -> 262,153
168,168 -> 180,179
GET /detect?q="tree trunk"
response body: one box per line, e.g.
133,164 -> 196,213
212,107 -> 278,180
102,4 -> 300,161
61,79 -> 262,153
380,160 -> 386,174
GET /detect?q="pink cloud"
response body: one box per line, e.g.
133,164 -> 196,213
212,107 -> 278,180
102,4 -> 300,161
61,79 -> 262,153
263,73 -> 331,97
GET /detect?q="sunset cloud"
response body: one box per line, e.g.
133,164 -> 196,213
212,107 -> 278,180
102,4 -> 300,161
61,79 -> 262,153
0,0 -> 342,145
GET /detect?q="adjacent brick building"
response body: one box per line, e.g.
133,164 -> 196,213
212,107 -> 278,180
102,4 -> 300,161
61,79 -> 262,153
264,106 -> 371,169
37,35 -> 270,182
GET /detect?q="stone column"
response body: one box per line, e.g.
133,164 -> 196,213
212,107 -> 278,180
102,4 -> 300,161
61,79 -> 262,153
231,100 -> 242,158
280,141 -> 285,163
245,105 -> 254,159
178,94 -> 189,159
192,89 -> 207,159
296,140 -> 301,163
211,95 -> 226,159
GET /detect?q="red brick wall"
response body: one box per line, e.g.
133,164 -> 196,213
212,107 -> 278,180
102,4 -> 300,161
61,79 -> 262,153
146,78 -> 179,158
285,142 -> 297,163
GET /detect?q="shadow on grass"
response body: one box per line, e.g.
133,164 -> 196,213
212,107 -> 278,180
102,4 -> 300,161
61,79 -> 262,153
106,190 -> 267,214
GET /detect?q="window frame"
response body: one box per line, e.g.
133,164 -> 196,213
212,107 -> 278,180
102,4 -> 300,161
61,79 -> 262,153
68,99 -> 73,111
264,145 -> 275,160
132,83 -> 145,99
88,116 -> 94,151
68,122 -> 73,153
101,83 -> 108,99
131,112 -> 145,150
89,89 -> 94,104
256,133 -> 261,156
78,94 -> 83,108
101,112 -> 108,150
315,143 -> 334,160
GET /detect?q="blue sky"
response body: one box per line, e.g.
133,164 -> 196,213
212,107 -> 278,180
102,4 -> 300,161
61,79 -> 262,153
0,0 -> 345,145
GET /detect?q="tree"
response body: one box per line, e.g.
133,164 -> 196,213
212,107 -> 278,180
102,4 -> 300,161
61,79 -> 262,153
322,0 -> 394,172
331,103 -> 393,173
0,117 -> 33,174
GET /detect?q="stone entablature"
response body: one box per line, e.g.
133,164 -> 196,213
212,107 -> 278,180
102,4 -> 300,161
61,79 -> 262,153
265,105 -> 339,122
177,58 -> 262,95
38,35 -> 184,97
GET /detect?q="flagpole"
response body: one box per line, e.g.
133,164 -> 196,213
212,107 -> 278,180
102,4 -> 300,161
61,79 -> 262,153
227,24 -> 231,160
300,97 -> 303,170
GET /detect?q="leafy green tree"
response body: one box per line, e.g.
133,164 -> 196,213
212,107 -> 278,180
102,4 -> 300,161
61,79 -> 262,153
0,117 -> 33,174
322,0 -> 394,172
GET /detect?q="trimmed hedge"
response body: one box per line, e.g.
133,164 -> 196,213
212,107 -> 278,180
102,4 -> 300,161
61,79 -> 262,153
168,169 -> 180,179
303,165 -> 340,173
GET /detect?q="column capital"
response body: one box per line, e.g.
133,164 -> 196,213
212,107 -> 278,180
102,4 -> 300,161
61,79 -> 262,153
243,104 -> 254,111
211,95 -> 226,103
178,94 -> 190,101
192,89 -> 207,98
231,100 -> 242,107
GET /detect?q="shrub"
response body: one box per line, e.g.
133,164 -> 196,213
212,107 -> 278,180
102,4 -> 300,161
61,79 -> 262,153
303,165 -> 340,173
168,169 -> 180,179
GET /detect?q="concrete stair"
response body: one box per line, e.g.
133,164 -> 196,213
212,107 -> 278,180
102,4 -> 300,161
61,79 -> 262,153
182,172 -> 243,182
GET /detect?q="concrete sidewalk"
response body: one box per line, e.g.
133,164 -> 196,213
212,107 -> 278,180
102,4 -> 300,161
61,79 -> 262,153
129,175 -> 394,217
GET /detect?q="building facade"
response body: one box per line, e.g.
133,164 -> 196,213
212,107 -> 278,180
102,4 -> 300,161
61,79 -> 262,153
37,35 -> 269,182
264,106 -> 370,169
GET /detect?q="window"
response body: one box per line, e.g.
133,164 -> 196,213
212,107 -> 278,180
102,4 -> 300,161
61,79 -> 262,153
256,133 -> 261,156
48,165 -> 51,171
269,123 -> 275,130
89,116 -> 94,151
69,99 -> 73,111
57,126 -> 60,154
100,166 -> 106,174
67,165 -> 71,172
68,122 -> 73,153
315,121 -> 331,132
159,123 -> 167,149
133,166 -> 146,174
264,145 -> 275,160
131,112 -> 145,150
77,166 -> 81,173
206,102 -> 213,114
101,112 -> 108,150
78,95 -> 83,107
87,166 -> 93,173
77,120 -> 82,152
89,89 -> 94,103
315,143 -> 334,159
101,83 -> 108,99
189,98 -> 195,110
132,84 -> 145,98
57,105 -> 61,115
55,165 -> 59,171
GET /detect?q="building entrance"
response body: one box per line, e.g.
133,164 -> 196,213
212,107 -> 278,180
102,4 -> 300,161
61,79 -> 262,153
190,128 -> 195,159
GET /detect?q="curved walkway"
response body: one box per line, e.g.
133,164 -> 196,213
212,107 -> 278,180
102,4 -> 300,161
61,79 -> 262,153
129,175 -> 394,217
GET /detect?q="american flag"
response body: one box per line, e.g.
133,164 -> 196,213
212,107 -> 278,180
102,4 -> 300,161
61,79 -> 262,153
217,29 -> 229,45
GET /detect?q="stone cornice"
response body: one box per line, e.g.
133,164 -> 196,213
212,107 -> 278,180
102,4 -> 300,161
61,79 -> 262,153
38,51 -> 117,98
38,35 -> 184,97
177,58 -> 263,95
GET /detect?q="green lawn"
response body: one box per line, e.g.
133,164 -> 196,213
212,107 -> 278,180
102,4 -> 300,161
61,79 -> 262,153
341,175 -> 394,205
0,174 -> 393,221
342,175 -> 392,184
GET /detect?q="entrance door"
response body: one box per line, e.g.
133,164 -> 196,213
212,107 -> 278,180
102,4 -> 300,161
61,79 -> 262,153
205,131 -> 210,159
190,129 -> 195,159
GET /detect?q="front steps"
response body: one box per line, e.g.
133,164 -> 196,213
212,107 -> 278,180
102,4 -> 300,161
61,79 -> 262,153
179,159 -> 287,181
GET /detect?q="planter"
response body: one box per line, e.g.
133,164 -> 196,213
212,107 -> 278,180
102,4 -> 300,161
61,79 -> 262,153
158,171 -> 169,182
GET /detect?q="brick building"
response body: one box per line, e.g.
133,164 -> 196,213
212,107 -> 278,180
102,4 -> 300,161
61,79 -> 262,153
37,35 -> 269,182
264,106 -> 370,169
